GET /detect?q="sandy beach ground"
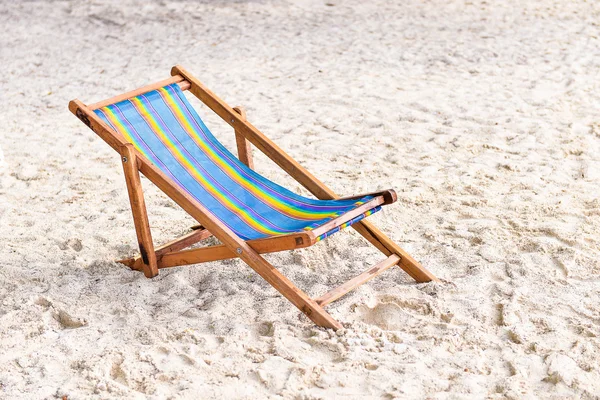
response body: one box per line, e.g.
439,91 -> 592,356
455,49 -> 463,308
1,0 -> 599,398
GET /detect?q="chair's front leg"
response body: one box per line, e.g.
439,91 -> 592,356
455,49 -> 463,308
120,144 -> 159,278
244,255 -> 342,330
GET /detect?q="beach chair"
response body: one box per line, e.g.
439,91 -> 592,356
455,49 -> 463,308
69,65 -> 438,330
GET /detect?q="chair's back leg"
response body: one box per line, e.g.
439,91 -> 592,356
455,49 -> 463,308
120,144 -> 159,278
233,106 -> 254,169
353,220 -> 438,283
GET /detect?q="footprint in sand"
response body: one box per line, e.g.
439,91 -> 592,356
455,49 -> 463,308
350,297 -> 442,330
53,309 -> 88,329
110,359 -> 128,386
35,297 -> 88,329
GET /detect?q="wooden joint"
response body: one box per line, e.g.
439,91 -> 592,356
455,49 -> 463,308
233,106 -> 247,117
382,189 -> 397,204
74,105 -> 91,127
120,143 -> 135,163
301,305 -> 313,316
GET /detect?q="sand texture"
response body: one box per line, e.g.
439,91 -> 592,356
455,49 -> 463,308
1,0 -> 599,398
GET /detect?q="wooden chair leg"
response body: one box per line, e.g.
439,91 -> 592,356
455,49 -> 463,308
353,220 -> 438,283
233,106 -> 254,169
239,246 -> 342,330
120,144 -> 158,278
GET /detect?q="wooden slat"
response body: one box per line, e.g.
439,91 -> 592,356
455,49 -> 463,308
155,228 -> 212,256
117,228 -> 212,268
89,75 -> 189,110
233,106 -> 254,169
159,245 -> 231,268
120,144 -> 158,278
315,255 -> 400,306
159,232 -> 314,268
338,189 -> 397,205
309,196 -> 384,238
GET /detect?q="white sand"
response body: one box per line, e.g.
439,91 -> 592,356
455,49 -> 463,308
1,0 -> 599,398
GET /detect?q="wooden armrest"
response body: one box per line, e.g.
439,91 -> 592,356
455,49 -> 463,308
338,189 -> 397,205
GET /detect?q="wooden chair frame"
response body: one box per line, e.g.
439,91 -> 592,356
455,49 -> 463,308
69,65 -> 438,330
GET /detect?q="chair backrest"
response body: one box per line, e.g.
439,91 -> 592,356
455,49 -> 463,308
94,84 -> 372,240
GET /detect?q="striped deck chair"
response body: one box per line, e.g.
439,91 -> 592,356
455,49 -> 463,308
69,65 -> 438,330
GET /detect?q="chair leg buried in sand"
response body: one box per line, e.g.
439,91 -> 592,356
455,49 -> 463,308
69,65 -> 438,330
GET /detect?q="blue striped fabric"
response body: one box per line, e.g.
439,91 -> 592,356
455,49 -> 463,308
95,83 -> 381,240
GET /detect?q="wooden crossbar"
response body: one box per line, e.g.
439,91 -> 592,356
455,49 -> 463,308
155,228 -> 212,255
89,76 -> 190,110
315,254 -> 401,306
118,228 -> 213,269
158,232 -> 314,268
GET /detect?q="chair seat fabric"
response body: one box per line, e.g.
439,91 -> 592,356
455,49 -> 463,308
95,83 -> 380,240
